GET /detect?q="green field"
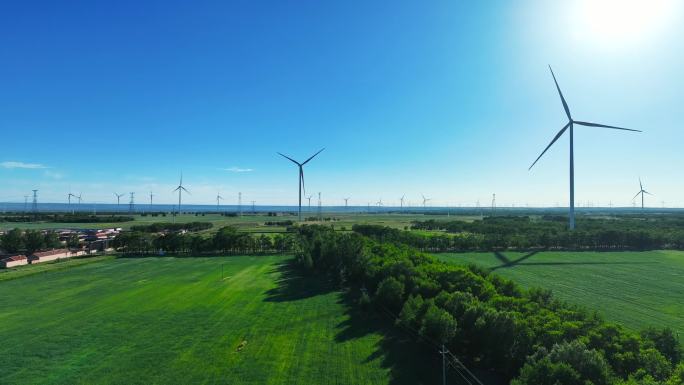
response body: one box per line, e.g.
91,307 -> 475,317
0,255 -> 439,385
437,251 -> 684,335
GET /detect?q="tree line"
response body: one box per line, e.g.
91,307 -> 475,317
129,221 -> 213,233
0,229 -> 63,254
396,216 -> 684,251
294,224 -> 684,385
113,225 -> 293,255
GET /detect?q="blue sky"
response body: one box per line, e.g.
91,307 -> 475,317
1,0 -> 682,207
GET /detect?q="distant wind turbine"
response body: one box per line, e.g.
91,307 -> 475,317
277,148 -> 325,221
114,193 -> 124,213
172,173 -> 190,221
344,197 -> 350,208
399,195 -> 405,209
68,191 -> 77,214
632,178 -> 653,210
422,195 -> 431,208
306,195 -> 313,210
216,193 -> 224,212
529,66 -> 641,230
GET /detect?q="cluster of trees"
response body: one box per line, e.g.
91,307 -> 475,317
129,222 -> 213,233
0,228 -> 62,254
0,214 -> 134,223
295,225 -> 684,385
113,226 -> 293,254
264,220 -> 294,226
405,216 -> 684,251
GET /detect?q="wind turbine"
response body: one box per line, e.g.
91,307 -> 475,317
306,195 -> 313,210
529,66 -> 641,230
422,195 -> 431,208
344,197 -> 349,208
149,191 -> 155,211
216,193 -> 224,212
67,191 -> 77,214
399,195 -> 405,209
77,193 -> 82,210
172,173 -> 190,221
277,148 -> 325,221
114,193 -> 124,213
376,199 -> 383,210
633,178 -> 653,210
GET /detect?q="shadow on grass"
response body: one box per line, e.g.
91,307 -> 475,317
264,259 -> 456,385
263,261 -> 334,302
491,251 -> 655,270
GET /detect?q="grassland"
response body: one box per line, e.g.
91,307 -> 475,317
0,255 -> 440,385
437,251 -> 684,335
0,212 -> 456,234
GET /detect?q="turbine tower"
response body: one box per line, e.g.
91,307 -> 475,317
149,191 -> 154,211
114,193 -> 125,213
399,195 -> 405,209
632,178 -> 652,210
277,148 -> 325,221
344,197 -> 349,208
306,195 -> 312,210
216,193 -> 224,212
422,195 -> 431,208
68,191 -> 77,214
529,66 -> 640,230
172,173 -> 190,221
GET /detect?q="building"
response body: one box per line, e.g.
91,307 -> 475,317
30,249 -> 71,264
1,255 -> 28,268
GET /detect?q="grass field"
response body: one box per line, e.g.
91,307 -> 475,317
437,251 -> 684,335
0,255 -> 442,385
0,212 -> 467,234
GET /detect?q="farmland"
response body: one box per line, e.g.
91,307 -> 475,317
437,250 -> 684,335
0,255 -> 437,385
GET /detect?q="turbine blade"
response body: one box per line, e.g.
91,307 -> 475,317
277,152 -> 301,165
529,122 -> 570,170
573,121 -> 641,132
549,65 -> 572,120
633,191 -> 642,200
644,190 -> 654,196
173,186 -> 180,192
639,178 -> 643,190
301,148 -> 325,165
181,186 -> 190,194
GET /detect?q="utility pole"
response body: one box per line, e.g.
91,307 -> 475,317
439,344 -> 449,385
129,192 -> 135,214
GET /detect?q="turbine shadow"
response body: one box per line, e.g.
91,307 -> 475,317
491,251 -> 539,270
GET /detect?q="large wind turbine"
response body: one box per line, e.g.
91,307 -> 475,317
277,148 -> 325,221
633,178 -> 652,210
422,195 -> 431,208
529,66 -> 641,230
67,191 -> 77,214
173,173 -> 190,221
399,195 -> 405,209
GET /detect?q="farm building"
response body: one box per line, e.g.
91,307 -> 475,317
1,255 -> 28,268
30,249 -> 71,264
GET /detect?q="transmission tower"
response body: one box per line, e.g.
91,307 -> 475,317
129,192 -> 135,213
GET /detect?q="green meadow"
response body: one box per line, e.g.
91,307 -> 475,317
437,250 -> 684,335
0,255 -> 438,385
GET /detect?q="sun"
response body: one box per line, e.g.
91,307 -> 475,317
572,0 -> 678,48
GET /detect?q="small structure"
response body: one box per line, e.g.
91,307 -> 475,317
30,249 -> 71,264
1,255 -> 28,268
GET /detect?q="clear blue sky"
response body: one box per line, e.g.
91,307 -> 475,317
1,0 -> 682,207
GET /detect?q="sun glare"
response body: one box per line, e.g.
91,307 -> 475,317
573,0 -> 677,48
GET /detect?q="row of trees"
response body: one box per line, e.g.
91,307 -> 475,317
0,228 -> 63,254
402,216 -> 684,251
295,225 -> 684,384
113,226 -> 293,254
129,221 -> 213,233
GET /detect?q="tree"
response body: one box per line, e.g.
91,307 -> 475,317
375,276 -> 405,311
24,230 -> 46,255
419,303 -> 457,344
1,228 -> 24,253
